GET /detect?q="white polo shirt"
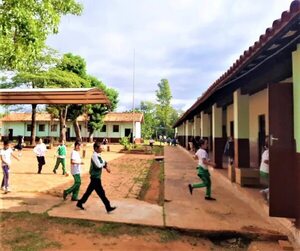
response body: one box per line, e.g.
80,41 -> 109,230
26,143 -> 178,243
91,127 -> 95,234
195,148 -> 209,169
260,149 -> 269,174
71,150 -> 81,175
1,148 -> 13,166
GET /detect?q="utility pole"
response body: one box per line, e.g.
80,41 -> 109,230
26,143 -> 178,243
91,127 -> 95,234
132,49 -> 135,143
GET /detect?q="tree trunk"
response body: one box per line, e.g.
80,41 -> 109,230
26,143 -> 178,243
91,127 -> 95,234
59,106 -> 68,141
89,129 -> 94,143
30,104 -> 37,146
73,120 -> 82,141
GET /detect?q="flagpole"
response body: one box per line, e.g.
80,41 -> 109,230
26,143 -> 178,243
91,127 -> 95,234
132,49 -> 135,142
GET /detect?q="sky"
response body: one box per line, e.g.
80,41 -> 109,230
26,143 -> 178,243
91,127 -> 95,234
47,0 -> 292,112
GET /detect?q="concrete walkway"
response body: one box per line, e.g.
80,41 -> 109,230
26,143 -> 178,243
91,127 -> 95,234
0,145 -> 289,241
164,146 -> 288,239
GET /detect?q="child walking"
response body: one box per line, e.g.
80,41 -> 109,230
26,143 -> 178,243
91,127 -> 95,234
63,140 -> 83,201
53,139 -> 67,175
76,141 -> 116,213
33,138 -> 47,174
188,139 -> 216,200
1,139 -> 19,193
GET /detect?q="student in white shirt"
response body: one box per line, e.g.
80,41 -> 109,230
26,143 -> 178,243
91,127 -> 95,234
33,138 -> 47,174
1,139 -> 19,193
63,140 -> 84,201
260,138 -> 269,202
188,139 -> 216,200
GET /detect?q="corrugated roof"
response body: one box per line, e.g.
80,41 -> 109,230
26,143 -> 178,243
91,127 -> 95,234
174,0 -> 300,127
0,112 -> 144,123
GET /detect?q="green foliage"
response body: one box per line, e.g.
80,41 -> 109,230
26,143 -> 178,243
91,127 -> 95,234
56,53 -> 87,78
156,79 -> 172,106
11,68 -> 89,88
0,0 -> 83,71
140,101 -> 156,139
87,75 -> 119,134
119,137 -> 131,150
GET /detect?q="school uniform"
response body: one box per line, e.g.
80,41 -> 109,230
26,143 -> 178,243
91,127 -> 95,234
191,148 -> 212,198
1,147 -> 13,192
64,150 -> 81,200
53,144 -> 67,174
77,152 -> 114,212
33,143 -> 47,174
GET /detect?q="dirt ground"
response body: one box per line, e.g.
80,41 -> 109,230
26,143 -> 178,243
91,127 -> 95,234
0,144 -> 288,250
0,212 -> 218,251
1,144 -> 179,251
3,144 -> 154,201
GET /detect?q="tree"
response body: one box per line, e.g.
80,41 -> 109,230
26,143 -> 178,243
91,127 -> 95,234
54,53 -> 89,141
140,101 -> 156,139
156,79 -> 173,137
0,0 -> 82,71
87,76 -> 118,142
6,67 -> 88,144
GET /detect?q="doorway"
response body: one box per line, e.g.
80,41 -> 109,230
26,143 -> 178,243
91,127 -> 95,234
66,128 -> 71,141
125,128 -> 131,137
269,82 -> 296,218
258,114 -> 266,163
230,121 -> 234,137
8,129 -> 13,141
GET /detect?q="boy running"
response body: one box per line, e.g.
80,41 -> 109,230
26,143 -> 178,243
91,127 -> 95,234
188,139 -> 216,200
63,140 -> 83,201
1,139 -> 19,193
53,139 -> 67,175
76,142 -> 116,213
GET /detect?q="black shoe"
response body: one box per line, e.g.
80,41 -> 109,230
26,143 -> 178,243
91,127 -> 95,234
63,191 -> 68,200
71,198 -> 78,201
205,196 -> 216,201
76,202 -> 85,210
107,206 -> 116,213
53,169 -> 57,174
188,184 -> 193,195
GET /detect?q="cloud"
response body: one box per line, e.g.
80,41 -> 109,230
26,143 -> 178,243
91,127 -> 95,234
47,0 -> 292,111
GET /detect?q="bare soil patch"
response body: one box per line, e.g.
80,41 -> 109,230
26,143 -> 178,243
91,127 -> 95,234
0,212 -> 215,251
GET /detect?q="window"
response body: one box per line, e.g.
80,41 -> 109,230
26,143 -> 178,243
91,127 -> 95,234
39,124 -> 45,132
51,124 -> 57,132
27,124 -> 32,132
101,125 -> 106,132
113,125 -> 119,133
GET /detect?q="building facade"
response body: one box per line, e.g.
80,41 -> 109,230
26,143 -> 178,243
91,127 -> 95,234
0,112 -> 143,143
173,0 -> 300,222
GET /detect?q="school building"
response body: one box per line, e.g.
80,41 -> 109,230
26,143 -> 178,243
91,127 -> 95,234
0,112 -> 143,143
173,1 -> 300,221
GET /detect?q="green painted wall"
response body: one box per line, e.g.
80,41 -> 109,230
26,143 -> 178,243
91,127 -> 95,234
293,44 -> 300,152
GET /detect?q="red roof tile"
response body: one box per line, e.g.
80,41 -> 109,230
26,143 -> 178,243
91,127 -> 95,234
0,112 -> 144,123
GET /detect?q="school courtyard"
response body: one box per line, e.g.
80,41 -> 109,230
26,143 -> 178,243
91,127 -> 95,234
0,144 -> 297,250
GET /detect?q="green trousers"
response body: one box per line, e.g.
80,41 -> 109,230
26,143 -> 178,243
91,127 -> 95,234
53,158 -> 66,174
64,174 -> 81,200
192,166 -> 211,197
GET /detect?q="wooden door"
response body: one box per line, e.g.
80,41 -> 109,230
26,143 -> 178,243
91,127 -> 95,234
269,82 -> 296,218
